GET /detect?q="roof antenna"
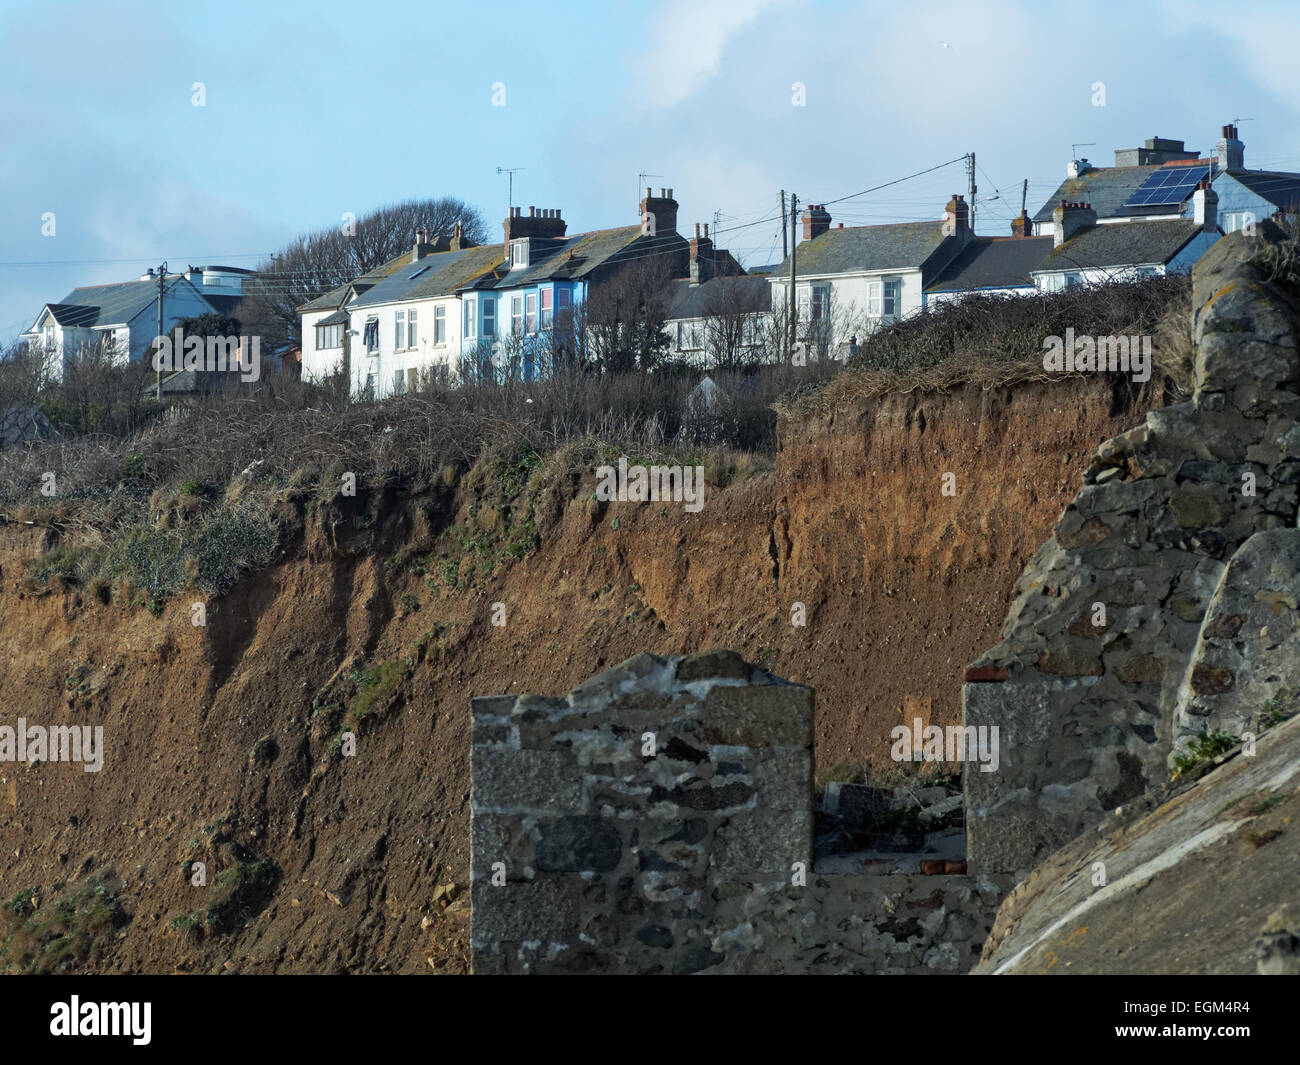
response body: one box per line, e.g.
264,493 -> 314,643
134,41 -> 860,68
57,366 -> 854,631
496,167 -> 524,210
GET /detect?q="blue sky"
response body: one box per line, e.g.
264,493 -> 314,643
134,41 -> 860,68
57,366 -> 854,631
3,0 -> 1300,342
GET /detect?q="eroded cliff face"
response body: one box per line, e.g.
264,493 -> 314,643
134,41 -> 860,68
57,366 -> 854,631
0,373 -> 1155,973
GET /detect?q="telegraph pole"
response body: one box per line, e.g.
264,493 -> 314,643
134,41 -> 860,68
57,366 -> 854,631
967,152 -> 977,235
787,194 -> 798,360
155,261 -> 167,401
780,190 -> 788,259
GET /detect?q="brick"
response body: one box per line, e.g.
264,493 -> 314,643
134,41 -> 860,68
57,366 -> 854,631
962,665 -> 1009,683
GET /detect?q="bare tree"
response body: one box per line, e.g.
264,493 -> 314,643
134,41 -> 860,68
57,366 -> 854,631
699,280 -> 769,369
584,256 -> 674,373
238,197 -> 491,353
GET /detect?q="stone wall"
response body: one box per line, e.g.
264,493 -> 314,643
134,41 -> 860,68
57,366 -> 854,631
964,227 -> 1300,878
470,650 -> 1008,974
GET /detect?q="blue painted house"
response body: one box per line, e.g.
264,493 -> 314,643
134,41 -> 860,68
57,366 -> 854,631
457,189 -> 689,380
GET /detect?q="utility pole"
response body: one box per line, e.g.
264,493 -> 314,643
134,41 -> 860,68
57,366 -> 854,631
155,261 -> 167,401
787,194 -> 798,360
1020,178 -> 1028,216
967,152 -> 977,235
780,190 -> 788,260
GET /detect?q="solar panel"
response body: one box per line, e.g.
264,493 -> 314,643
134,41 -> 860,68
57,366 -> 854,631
1123,166 -> 1210,208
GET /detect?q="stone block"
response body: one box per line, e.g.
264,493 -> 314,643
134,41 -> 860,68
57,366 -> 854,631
472,748 -> 583,812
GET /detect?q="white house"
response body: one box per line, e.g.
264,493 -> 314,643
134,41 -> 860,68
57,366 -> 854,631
663,223 -> 770,366
22,272 -> 215,377
767,198 -> 974,353
344,235 -> 505,397
1031,186 -> 1221,291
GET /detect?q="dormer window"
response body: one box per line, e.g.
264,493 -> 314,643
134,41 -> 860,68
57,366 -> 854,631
510,240 -> 529,269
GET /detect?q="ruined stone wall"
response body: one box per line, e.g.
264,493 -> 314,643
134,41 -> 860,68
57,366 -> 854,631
470,650 -> 1008,974
964,228 -> 1300,879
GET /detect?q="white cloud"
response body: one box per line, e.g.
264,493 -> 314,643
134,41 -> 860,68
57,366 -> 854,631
630,0 -> 792,109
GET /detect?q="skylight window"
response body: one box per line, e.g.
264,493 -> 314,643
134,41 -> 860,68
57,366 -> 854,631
408,265 -> 430,280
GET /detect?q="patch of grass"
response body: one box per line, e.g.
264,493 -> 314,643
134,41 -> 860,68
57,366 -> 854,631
348,659 -> 408,724
1171,730 -> 1237,781
204,858 -> 282,934
0,878 -> 127,974
192,508 -> 276,596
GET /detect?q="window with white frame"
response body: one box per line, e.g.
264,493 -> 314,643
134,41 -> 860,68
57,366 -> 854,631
315,323 -> 343,349
393,369 -> 407,395
882,279 -> 901,318
407,308 -> 418,349
464,298 -> 477,340
796,285 -> 810,321
557,288 -> 571,314
1222,211 -> 1253,233
434,305 -> 446,343
364,318 -> 379,354
511,241 -> 529,268
395,310 -> 406,350
811,284 -> 830,321
525,293 -> 537,334
482,298 -> 496,337
511,295 -> 523,335
540,289 -> 552,329
365,371 -> 378,394
866,281 -> 881,317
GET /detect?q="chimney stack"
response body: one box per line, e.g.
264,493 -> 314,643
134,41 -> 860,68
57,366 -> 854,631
1193,178 -> 1219,232
639,187 -> 678,235
944,194 -> 970,237
1010,210 -> 1033,238
689,222 -> 716,286
801,204 -> 831,241
502,206 -> 567,247
1052,200 -> 1096,246
1217,123 -> 1244,171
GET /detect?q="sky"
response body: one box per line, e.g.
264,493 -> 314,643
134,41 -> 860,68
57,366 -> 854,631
3,0 -> 1300,342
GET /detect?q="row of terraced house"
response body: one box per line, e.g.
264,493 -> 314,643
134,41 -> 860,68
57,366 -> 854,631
20,123 -> 1300,399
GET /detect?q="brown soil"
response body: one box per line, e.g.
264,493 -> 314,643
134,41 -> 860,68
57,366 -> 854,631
0,375 -> 1158,973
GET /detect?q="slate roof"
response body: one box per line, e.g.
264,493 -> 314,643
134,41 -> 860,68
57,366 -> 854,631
1033,220 -> 1201,272
349,244 -> 507,309
1032,165 -> 1163,223
37,277 -> 204,331
485,227 -> 685,289
1223,170 -> 1300,211
770,221 -> 953,278
296,251 -> 413,313
43,303 -> 100,327
665,275 -> 771,320
926,236 -> 1054,292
